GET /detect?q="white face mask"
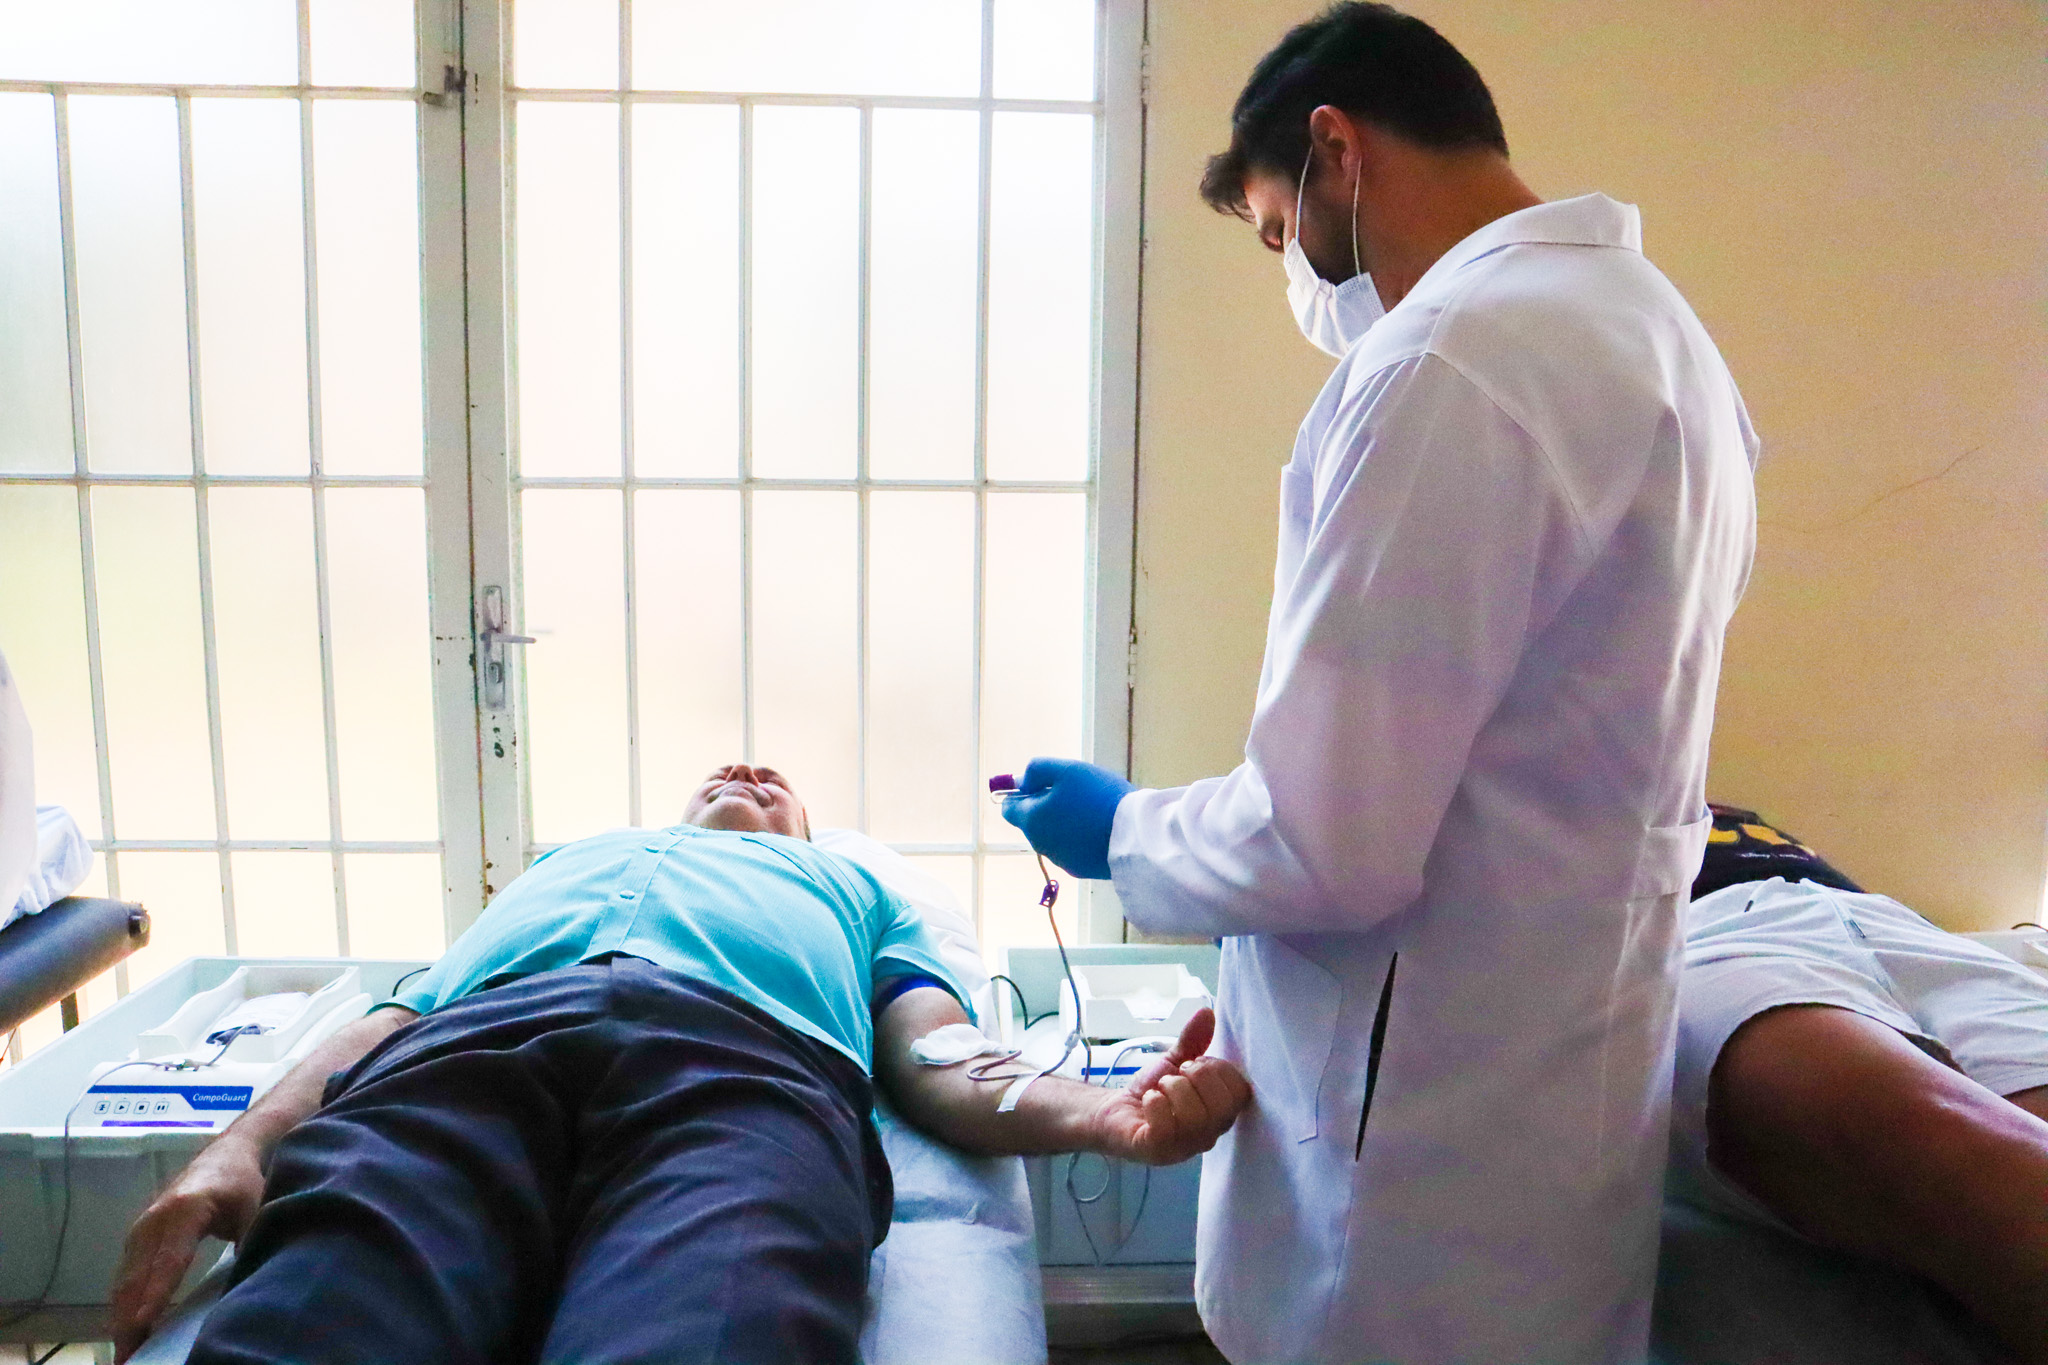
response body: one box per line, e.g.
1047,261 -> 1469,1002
1283,151 -> 1385,357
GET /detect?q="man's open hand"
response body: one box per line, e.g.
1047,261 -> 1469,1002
1089,1008 -> 1251,1166
110,1134 -> 266,1362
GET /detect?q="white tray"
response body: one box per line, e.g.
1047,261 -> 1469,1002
0,956 -> 429,1307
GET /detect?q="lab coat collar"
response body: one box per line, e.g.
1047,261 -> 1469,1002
1402,193 -> 1643,307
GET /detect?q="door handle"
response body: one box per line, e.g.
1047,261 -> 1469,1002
478,585 -> 535,712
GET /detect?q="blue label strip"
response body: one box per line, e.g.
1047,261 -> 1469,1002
88,1084 -> 254,1111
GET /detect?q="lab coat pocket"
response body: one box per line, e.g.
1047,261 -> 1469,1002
1222,934 -> 1342,1142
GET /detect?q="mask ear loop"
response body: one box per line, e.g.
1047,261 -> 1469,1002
1350,156 -> 1363,279
1291,149 -> 1311,251
1297,145 -> 1366,286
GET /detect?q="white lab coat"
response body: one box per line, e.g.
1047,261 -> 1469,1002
1110,195 -> 1757,1365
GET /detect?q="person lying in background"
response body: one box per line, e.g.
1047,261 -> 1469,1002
1675,805 -> 2048,1364
109,763 -> 1250,1365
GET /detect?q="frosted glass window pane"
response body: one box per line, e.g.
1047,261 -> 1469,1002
867,492 -> 973,843
868,110 -> 977,482
13,997 -> 65,1060
326,488 -> 439,839
13,1001 -> 65,1060
750,106 -> 856,480
982,851 -> 1076,972
0,488 -> 101,841
0,95 -> 73,474
313,101 -> 424,476
514,0 -> 618,89
70,96 -> 192,476
79,964 -> 119,1022
209,488 -> 329,840
993,0 -> 1095,100
0,1 -> 297,85
310,0 -> 416,88
346,853 -> 444,958
751,491 -> 857,828
232,851 -> 339,957
986,113 -> 1093,482
631,104 -> 739,479
634,0 -> 978,97
516,102 -> 620,478
635,491 -> 743,825
981,492 -> 1084,776
119,852 -> 225,989
192,99 -> 309,476
522,490 -> 628,841
93,488 -> 216,840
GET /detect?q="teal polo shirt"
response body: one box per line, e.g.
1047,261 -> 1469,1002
384,824 -> 967,1072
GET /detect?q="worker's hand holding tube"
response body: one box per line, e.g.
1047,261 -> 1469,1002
996,756 -> 1135,880
1089,1006 -> 1251,1166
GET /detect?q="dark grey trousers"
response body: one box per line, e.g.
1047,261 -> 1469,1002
189,956 -> 891,1365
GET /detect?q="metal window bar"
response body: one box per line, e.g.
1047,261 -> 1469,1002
969,0 -> 998,938
51,88 -> 129,995
176,89 -> 243,955
502,4 -> 1099,946
618,0 -> 641,831
299,0 -> 355,955
0,82 -> 424,100
9,10 -> 459,999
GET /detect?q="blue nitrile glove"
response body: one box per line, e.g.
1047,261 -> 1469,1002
998,757 -> 1135,881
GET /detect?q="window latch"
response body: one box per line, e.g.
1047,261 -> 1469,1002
422,64 -> 467,108
478,585 -> 536,712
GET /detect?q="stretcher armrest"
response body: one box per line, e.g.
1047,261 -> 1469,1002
0,895 -> 150,1034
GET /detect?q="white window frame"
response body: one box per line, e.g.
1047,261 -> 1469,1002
450,0 -> 1143,944
0,0 -> 1141,987
0,0 -> 487,977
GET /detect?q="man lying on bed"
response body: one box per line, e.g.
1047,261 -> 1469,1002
108,763 -> 1251,1365
1675,805 -> 2048,1364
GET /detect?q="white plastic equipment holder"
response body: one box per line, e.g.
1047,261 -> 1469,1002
81,965 -> 372,1133
0,956 -> 428,1311
1057,963 -> 1212,1044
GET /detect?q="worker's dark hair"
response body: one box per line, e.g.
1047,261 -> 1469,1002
1199,2 -> 1508,220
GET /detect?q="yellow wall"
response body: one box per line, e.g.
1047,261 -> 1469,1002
1131,0 -> 2047,930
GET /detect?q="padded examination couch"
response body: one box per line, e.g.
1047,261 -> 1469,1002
131,826 -> 1049,1365
0,895 -> 149,1035
129,1100 -> 1048,1365
1651,1200 -> 2004,1365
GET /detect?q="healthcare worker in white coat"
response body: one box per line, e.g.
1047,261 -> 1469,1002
1002,6 -> 1758,1363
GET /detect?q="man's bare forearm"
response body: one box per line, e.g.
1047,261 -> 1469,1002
873,989 -> 1248,1165
217,1007 -> 415,1167
871,988 -> 1103,1153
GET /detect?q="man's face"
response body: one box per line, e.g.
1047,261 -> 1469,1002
681,764 -> 809,839
1242,152 -> 1362,286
